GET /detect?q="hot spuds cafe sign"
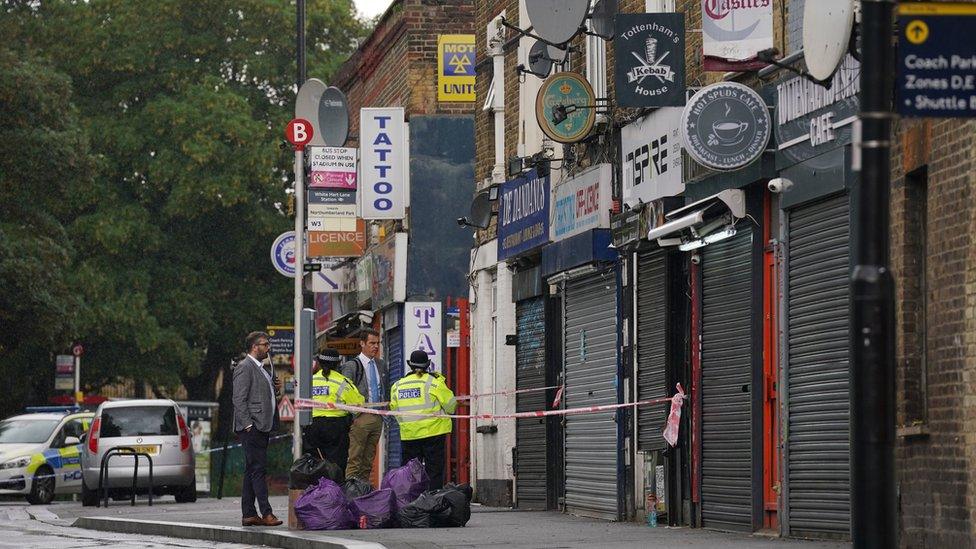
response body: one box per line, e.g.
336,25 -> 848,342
497,172 -> 550,261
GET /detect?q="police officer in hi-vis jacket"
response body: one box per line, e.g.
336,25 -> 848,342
389,350 -> 457,489
303,349 -> 364,471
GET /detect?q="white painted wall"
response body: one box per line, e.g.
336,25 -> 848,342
468,241 -> 517,494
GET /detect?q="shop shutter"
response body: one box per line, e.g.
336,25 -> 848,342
515,297 -> 547,509
385,326 -> 403,469
637,249 -> 669,451
700,229 -> 754,532
786,193 -> 851,538
564,271 -> 619,520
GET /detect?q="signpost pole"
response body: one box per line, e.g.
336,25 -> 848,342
74,355 -> 81,405
292,147 -> 305,462
851,1 -> 897,547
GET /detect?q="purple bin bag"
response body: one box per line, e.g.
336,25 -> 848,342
381,458 -> 430,509
351,488 -> 398,529
294,478 -> 356,530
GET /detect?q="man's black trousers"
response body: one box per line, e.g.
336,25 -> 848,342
238,428 -> 272,518
303,415 -> 352,472
401,433 -> 447,490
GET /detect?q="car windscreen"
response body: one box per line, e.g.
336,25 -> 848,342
0,419 -> 60,443
99,406 -> 178,438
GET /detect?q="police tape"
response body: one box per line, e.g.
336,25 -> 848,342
197,432 -> 292,454
294,388 -> 686,421
357,384 -> 564,409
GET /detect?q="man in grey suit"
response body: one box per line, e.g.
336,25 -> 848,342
232,331 -> 282,527
341,328 -> 387,481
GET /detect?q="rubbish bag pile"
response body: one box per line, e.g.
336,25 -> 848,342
289,453 -> 344,490
289,456 -> 472,530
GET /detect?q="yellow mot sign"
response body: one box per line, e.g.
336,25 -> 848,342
438,35 -> 475,102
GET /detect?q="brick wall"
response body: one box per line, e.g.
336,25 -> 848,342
891,116 -> 976,546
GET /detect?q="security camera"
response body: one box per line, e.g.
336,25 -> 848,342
768,177 -> 794,193
457,217 -> 469,226
690,253 -> 701,265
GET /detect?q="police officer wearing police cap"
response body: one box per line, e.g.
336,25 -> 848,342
303,349 -> 365,471
389,350 -> 457,489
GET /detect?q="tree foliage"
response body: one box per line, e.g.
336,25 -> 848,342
0,0 -> 367,417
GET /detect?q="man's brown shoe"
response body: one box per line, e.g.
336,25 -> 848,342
241,516 -> 262,526
261,513 -> 283,526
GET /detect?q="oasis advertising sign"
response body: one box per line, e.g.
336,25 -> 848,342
551,163 -> 613,242
701,0 -> 773,71
497,172 -> 550,261
621,107 -> 684,206
359,108 -> 408,220
613,13 -> 686,108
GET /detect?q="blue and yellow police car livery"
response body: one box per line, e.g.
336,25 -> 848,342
0,411 -> 92,504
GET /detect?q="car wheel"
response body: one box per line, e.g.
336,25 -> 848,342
26,467 -> 55,505
174,482 -> 197,503
81,481 -> 99,507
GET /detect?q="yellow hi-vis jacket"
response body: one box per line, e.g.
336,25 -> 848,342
389,372 -> 457,440
311,369 -> 365,418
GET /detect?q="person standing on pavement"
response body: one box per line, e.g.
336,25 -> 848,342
389,350 -> 457,490
341,328 -> 387,481
232,331 -> 283,527
303,349 -> 365,471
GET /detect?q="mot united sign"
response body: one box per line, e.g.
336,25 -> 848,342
614,13 -> 686,108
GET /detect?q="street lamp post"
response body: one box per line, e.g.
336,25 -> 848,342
851,1 -> 897,547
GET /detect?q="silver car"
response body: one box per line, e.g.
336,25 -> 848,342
80,399 -> 195,506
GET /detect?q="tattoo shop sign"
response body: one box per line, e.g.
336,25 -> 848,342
405,302 -> 442,373
614,13 -> 686,108
621,107 -> 684,206
359,108 -> 408,220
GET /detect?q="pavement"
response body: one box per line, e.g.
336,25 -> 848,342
39,495 -> 853,549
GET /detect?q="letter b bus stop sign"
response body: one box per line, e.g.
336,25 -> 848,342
285,118 -> 314,150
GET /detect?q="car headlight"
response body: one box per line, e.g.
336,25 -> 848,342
0,456 -> 31,470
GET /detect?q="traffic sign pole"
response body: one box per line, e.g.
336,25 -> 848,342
292,147 -> 305,462
74,355 -> 81,405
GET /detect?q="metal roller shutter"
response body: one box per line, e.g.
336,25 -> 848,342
786,193 -> 851,538
515,297 -> 547,509
700,229 -> 754,532
385,325 -> 403,468
637,249 -> 669,451
564,271 -> 619,520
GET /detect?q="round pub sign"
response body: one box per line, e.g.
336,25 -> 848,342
535,72 -> 596,144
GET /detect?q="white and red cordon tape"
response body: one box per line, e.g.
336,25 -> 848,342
358,384 -> 565,409
296,383 -> 686,446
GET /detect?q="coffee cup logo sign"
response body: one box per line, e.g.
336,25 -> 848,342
681,82 -> 770,171
614,13 -> 686,108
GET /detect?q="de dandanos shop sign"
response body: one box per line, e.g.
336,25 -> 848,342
614,12 -> 686,108
498,172 -> 550,261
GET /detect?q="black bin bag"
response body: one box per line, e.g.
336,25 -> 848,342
289,453 -> 344,490
397,483 -> 473,528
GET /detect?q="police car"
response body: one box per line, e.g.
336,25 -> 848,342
0,411 -> 93,504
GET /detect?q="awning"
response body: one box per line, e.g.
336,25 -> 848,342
647,189 -> 746,250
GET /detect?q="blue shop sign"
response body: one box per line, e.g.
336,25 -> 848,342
897,3 -> 976,118
498,172 -> 550,261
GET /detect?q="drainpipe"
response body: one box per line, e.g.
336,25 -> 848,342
488,14 -> 506,184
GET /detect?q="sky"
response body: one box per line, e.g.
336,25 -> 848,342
355,0 -> 394,19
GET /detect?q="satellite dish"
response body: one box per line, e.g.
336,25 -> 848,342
590,0 -> 617,40
468,191 -> 493,229
528,41 -> 554,78
526,0 -> 589,45
547,44 -> 568,64
295,78 -> 327,147
318,86 -> 350,147
802,0 -> 855,81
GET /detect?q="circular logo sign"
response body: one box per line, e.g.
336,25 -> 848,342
270,231 -> 296,278
72,344 -> 84,357
285,118 -> 314,150
681,82 -> 771,171
536,72 -> 596,144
